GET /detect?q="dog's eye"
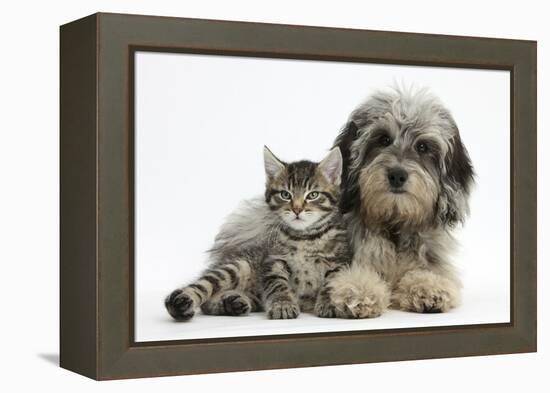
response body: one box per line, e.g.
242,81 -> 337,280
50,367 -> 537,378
306,191 -> 319,201
279,191 -> 292,200
416,142 -> 429,154
378,135 -> 392,147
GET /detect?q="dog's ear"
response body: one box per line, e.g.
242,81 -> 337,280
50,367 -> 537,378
446,134 -> 474,195
438,131 -> 475,226
334,121 -> 358,181
333,121 -> 359,213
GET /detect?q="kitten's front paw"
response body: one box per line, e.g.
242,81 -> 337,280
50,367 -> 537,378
222,293 -> 251,316
165,289 -> 195,321
267,300 -> 300,319
314,301 -> 339,318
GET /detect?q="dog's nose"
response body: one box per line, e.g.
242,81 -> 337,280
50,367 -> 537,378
387,167 -> 409,188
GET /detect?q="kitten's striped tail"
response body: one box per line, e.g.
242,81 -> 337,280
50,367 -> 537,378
165,259 -> 252,321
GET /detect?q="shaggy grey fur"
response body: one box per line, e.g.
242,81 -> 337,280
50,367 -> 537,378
330,86 -> 475,316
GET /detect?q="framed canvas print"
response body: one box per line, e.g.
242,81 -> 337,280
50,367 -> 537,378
60,13 -> 537,380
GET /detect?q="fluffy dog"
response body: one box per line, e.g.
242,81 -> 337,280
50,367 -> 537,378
327,87 -> 474,317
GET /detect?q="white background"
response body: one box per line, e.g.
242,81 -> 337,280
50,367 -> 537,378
135,53 -> 510,341
0,0 -> 546,392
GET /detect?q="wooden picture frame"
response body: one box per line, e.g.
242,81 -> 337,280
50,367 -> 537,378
60,12 -> 537,380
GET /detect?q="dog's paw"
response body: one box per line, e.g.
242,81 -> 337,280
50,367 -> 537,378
315,293 -> 384,319
345,295 -> 386,318
395,285 -> 453,313
222,293 -> 251,316
393,270 -> 460,313
326,268 -> 391,319
267,300 -> 300,319
165,289 -> 195,321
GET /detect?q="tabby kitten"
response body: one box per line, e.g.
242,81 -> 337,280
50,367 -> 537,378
165,147 -> 353,321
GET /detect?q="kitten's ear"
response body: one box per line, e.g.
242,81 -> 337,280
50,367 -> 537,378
319,147 -> 343,186
263,146 -> 285,180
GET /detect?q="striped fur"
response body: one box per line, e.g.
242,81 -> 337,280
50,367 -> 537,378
165,147 -> 354,321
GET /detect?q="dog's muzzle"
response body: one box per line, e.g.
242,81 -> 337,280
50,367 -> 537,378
387,167 -> 408,193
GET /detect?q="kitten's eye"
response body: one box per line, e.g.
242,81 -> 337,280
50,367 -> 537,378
279,191 -> 292,200
306,191 -> 319,201
378,134 -> 392,147
416,141 -> 429,154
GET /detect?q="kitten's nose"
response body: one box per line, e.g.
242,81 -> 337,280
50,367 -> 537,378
292,206 -> 303,216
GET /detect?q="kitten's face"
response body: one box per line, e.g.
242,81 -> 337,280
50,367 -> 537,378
263,147 -> 343,231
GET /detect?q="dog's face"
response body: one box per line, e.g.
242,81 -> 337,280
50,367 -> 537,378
335,88 -> 474,230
